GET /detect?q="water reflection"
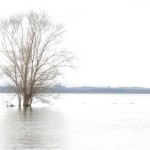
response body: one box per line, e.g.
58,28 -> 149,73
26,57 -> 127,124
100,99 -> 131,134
0,107 -> 66,149
1,94 -> 150,150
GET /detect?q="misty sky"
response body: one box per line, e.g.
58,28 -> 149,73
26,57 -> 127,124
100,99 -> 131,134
0,0 -> 150,87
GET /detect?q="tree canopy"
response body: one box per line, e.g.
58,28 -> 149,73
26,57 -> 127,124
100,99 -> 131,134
0,11 -> 73,107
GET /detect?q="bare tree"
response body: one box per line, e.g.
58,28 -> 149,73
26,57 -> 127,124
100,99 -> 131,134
0,11 -> 73,107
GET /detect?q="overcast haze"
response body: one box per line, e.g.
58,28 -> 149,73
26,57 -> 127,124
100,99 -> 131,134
0,0 -> 150,87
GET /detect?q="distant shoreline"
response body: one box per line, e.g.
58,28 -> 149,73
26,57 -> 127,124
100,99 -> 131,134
0,86 -> 150,94
48,86 -> 150,94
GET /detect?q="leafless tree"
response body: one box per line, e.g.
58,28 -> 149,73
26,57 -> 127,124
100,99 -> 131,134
0,11 -> 73,107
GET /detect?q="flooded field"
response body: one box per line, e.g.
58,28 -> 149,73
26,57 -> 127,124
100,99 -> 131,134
0,94 -> 150,149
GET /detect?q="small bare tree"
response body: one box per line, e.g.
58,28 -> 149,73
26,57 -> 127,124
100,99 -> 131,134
0,11 -> 73,107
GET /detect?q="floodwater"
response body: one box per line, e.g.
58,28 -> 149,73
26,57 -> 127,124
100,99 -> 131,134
0,94 -> 150,149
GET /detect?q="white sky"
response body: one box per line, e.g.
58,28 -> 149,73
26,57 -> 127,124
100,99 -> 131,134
0,0 -> 150,87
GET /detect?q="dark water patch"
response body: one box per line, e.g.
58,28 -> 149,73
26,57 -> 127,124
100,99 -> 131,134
0,107 -> 66,149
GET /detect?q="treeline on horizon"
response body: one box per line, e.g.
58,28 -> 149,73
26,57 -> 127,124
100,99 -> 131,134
0,86 -> 150,94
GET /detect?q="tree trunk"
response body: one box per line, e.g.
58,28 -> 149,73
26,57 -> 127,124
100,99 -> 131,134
23,99 -> 30,107
23,93 -> 30,107
18,94 -> 21,107
29,96 -> 33,106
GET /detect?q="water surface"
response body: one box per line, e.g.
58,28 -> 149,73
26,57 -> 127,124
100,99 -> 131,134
0,94 -> 150,149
